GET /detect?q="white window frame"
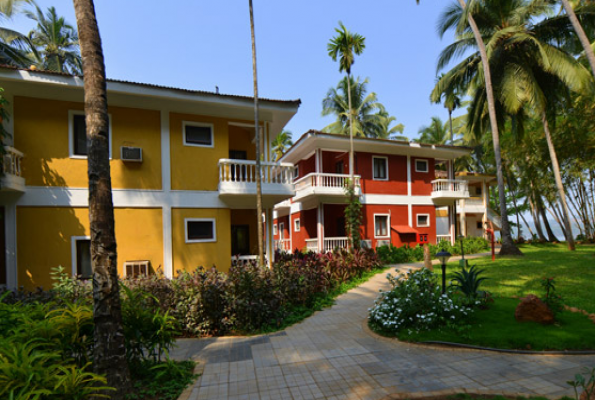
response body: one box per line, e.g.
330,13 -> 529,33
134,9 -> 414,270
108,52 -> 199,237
416,213 -> 430,228
69,110 -> 112,159
273,224 -> 278,236
294,218 -> 301,232
372,156 -> 389,181
185,218 -> 217,243
71,235 -> 91,277
414,159 -> 429,173
293,165 -> 299,179
374,213 -> 390,238
279,222 -> 285,239
183,121 -> 215,148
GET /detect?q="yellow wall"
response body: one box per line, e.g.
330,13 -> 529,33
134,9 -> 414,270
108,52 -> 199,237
228,125 -> 256,160
171,208 -> 231,273
14,96 -> 162,190
169,113 -> 229,191
16,207 -> 163,290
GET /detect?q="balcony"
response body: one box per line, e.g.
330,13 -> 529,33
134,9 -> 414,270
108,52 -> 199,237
305,237 -> 349,253
218,159 -> 295,208
274,239 -> 291,253
431,179 -> 469,205
294,173 -> 360,204
1,146 -> 25,192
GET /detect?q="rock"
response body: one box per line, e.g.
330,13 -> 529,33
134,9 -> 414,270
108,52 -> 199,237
515,294 -> 555,325
580,383 -> 595,400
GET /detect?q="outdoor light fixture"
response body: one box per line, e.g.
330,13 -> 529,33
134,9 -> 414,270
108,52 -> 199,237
436,250 -> 452,294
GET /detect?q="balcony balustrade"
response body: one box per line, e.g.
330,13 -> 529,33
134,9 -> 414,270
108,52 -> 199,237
431,179 -> 469,205
1,146 -> 25,192
293,173 -> 360,201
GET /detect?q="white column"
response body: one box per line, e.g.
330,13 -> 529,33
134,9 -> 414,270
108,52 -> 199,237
160,110 -> 173,279
317,204 -> 324,252
407,155 -> 412,227
4,202 -> 17,288
482,180 -> 488,239
265,208 -> 273,268
460,198 -> 467,237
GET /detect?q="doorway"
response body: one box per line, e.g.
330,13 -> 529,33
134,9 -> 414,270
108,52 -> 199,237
231,224 -> 250,256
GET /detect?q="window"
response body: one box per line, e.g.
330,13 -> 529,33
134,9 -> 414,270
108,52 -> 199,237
293,165 -> 299,179
72,236 -> 92,279
183,122 -> 214,147
475,187 -> 482,196
477,221 -> 483,229
374,215 -> 389,238
415,159 -> 429,173
373,156 -> 388,180
417,214 -> 430,227
69,110 -> 111,158
335,161 -> 344,174
185,218 -> 216,243
273,224 -> 278,235
294,218 -> 300,232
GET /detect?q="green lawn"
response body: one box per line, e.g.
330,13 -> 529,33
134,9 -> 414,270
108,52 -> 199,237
438,243 -> 595,313
398,297 -> 595,351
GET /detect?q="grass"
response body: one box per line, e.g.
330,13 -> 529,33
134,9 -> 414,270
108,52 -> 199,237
396,297 -> 595,351
439,243 -> 595,313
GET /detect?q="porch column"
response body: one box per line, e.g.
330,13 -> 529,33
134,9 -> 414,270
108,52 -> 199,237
407,155 -> 412,227
449,204 -> 456,245
265,208 -> 273,268
460,198 -> 467,237
317,204 -> 324,252
482,180 -> 488,239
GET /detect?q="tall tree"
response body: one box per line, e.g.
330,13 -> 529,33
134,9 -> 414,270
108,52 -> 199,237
27,5 -> 82,74
248,0 -> 265,266
417,116 -> 452,145
71,0 -> 131,397
0,0 -> 34,67
327,22 -> 365,180
271,130 -> 293,161
433,0 -> 523,255
559,0 -> 595,78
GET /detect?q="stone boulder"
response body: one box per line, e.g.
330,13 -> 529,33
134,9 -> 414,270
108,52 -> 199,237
514,294 -> 555,325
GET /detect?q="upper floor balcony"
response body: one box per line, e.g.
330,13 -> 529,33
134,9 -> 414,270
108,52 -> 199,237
431,179 -> 469,205
293,173 -> 361,204
218,159 -> 295,208
1,146 -> 25,192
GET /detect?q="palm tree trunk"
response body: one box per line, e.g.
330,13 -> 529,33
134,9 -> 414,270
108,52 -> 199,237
347,72 -> 354,180
560,0 -> 595,79
448,109 -> 454,145
249,0 -> 264,266
457,0 -> 522,255
71,0 -> 131,397
540,112 -> 575,250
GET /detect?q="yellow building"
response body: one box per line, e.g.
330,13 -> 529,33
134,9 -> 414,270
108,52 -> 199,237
0,66 -> 300,290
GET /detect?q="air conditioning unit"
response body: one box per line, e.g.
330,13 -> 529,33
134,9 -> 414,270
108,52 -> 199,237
123,260 -> 152,278
121,146 -> 143,162
376,239 -> 391,248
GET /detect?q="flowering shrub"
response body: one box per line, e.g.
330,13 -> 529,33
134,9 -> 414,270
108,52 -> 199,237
368,268 -> 475,334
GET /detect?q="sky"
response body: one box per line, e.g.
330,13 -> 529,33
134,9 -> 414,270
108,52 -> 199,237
6,0 -> 458,142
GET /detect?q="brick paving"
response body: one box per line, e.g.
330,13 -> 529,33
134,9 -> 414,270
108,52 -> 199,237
173,255 -> 595,400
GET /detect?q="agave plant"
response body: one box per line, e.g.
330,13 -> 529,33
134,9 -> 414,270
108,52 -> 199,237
450,265 -> 489,304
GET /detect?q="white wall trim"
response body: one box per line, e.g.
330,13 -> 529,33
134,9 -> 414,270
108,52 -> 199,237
294,218 -> 300,232
185,218 -> 217,243
70,235 -> 90,277
372,156 -> 389,181
182,121 -> 215,148
68,110 -> 113,159
406,155 -> 412,196
416,213 -> 431,227
414,158 -> 429,173
160,110 -> 173,278
361,194 -> 434,206
373,213 -> 390,238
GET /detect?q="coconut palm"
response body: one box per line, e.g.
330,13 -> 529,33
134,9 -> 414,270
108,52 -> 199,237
558,0 -> 595,78
417,116 -> 452,145
26,5 -> 82,74
377,108 -> 406,140
322,76 -> 396,139
71,0 -> 131,397
0,0 -> 34,67
327,22 -> 365,180
271,130 -> 293,161
248,0 -> 265,266
433,0 -> 526,255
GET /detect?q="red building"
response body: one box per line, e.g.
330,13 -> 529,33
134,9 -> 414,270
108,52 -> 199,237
272,131 -> 473,253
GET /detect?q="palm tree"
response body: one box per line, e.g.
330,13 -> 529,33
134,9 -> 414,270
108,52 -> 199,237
377,108 -> 406,140
271,130 -> 293,161
26,5 -> 82,74
558,0 -> 595,79
0,0 -> 34,67
322,76 -> 391,139
417,116 -> 452,145
433,0 -> 523,255
434,74 -> 461,145
71,0 -> 131,397
327,22 -> 365,180
248,0 -> 265,266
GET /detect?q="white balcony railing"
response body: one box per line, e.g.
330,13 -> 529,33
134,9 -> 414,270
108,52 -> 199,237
219,159 -> 294,185
431,179 -> 469,203
274,239 -> 291,252
2,146 -> 23,177
305,239 -> 318,252
324,237 -> 349,252
437,234 -> 452,244
294,173 -> 361,200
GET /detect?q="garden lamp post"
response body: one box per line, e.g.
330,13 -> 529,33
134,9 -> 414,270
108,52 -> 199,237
436,250 -> 452,295
458,235 -> 467,268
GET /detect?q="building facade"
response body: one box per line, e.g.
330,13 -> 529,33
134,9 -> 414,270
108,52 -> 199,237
0,66 -> 300,290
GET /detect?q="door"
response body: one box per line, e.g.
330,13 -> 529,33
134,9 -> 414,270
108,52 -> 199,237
231,225 -> 250,256
279,222 -> 285,240
0,207 -> 5,285
229,150 -> 248,181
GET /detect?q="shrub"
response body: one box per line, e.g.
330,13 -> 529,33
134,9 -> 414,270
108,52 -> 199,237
450,265 -> 490,307
541,277 -> 564,315
375,237 -> 490,265
369,268 -> 474,334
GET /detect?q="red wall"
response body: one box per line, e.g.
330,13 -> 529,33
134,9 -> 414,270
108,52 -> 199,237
357,153 -> 408,195
411,157 -> 434,196
273,215 -> 290,241
296,154 -> 315,180
412,205 -> 437,245
362,204 -> 436,248
291,208 -> 317,251
323,204 -> 346,237
321,151 -> 349,174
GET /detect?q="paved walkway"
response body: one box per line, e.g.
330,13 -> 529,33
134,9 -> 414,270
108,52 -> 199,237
173,254 -> 595,400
